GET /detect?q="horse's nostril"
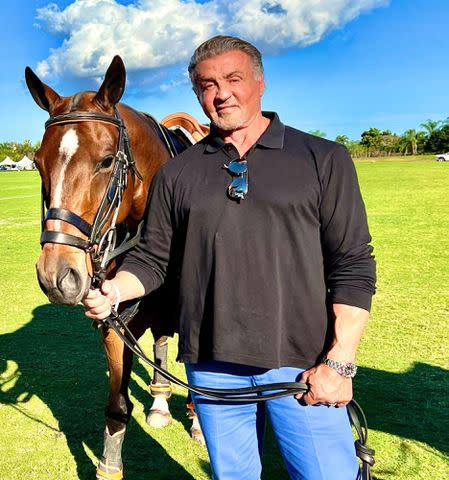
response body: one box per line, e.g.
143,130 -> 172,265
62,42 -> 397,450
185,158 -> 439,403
57,267 -> 82,297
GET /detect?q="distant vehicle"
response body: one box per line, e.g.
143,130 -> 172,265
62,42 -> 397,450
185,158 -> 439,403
435,152 -> 449,161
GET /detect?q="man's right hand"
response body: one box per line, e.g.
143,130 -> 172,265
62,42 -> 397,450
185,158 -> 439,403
82,280 -> 118,321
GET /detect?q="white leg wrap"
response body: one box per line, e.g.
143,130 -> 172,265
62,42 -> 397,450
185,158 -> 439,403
150,396 -> 170,412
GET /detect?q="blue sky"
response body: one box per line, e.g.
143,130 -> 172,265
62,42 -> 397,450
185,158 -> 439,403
1,0 -> 448,143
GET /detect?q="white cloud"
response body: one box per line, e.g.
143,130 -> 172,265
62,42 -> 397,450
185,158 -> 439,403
35,0 -> 388,91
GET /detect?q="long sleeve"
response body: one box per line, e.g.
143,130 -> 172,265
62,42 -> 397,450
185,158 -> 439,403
112,114 -> 376,369
118,166 -> 173,294
319,145 -> 376,311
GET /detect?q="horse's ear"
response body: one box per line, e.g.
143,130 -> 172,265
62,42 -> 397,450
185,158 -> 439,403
25,66 -> 61,113
94,56 -> 126,110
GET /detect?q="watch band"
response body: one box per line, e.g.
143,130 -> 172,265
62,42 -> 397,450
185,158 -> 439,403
322,357 -> 357,378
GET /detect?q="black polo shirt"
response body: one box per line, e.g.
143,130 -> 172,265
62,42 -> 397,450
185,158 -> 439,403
120,112 -> 376,369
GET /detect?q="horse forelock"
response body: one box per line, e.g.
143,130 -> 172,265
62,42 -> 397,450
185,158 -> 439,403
70,92 -> 86,111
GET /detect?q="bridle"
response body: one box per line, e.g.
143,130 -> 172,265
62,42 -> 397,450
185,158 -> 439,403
38,109 -> 375,479
41,109 -> 143,286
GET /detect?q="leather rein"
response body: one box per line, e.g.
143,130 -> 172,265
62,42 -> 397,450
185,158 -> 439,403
102,308 -> 374,478
39,109 -> 375,478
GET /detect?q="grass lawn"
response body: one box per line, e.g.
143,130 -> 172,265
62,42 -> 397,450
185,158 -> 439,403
0,157 -> 448,479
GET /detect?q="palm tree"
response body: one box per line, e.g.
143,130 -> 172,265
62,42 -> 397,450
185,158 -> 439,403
420,119 -> 440,136
335,135 -> 349,145
403,129 -> 418,155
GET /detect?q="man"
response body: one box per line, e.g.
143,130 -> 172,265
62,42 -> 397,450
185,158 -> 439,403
84,35 -> 376,479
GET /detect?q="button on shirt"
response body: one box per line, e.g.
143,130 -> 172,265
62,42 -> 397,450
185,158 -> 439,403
120,112 -> 376,369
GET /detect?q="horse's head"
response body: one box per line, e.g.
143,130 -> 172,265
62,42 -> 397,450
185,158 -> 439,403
26,56 -> 136,305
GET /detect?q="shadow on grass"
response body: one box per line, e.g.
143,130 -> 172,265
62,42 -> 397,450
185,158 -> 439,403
355,363 -> 449,456
1,304 -> 448,479
0,304 -> 196,480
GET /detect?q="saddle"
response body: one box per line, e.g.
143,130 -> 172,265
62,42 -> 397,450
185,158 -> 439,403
161,112 -> 210,144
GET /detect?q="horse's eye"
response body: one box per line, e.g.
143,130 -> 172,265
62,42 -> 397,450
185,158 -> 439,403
96,155 -> 114,171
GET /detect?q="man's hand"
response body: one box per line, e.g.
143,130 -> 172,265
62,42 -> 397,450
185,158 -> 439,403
82,280 -> 118,321
294,303 -> 369,407
82,271 -> 145,322
295,363 -> 353,407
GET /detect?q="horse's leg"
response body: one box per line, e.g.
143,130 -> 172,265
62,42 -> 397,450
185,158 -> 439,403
96,317 -> 147,480
145,337 -> 205,444
186,391 -> 205,446
146,335 -> 173,428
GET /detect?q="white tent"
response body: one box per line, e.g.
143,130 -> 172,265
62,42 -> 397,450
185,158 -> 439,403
17,156 -> 34,170
0,156 -> 17,168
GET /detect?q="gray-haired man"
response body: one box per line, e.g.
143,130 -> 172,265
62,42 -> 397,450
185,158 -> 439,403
84,35 -> 376,479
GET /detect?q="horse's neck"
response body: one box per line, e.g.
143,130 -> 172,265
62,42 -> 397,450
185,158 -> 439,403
118,105 -> 171,225
120,106 -> 208,227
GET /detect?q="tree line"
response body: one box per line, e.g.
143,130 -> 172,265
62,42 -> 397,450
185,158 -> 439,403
310,117 -> 449,157
0,140 -> 41,161
3,117 -> 449,161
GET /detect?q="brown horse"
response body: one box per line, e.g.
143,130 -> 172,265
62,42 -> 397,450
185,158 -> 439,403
25,56 -> 202,480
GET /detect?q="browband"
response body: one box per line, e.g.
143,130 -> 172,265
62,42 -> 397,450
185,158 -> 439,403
45,112 -> 123,130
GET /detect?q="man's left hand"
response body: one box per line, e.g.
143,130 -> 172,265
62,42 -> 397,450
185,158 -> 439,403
295,363 -> 353,407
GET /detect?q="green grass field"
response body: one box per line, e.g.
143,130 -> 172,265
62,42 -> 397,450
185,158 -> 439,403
0,156 -> 448,479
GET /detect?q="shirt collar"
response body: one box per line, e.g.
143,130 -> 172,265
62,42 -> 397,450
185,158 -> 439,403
203,111 -> 285,153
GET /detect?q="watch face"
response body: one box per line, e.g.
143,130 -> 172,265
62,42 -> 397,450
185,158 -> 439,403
344,364 -> 357,378
323,358 -> 357,378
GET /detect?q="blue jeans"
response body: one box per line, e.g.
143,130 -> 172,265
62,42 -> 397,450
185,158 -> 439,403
185,361 -> 359,480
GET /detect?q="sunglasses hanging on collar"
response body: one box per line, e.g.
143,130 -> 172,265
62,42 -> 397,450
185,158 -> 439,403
224,160 -> 248,201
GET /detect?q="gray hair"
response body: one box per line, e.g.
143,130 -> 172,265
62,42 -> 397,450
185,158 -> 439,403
188,35 -> 264,92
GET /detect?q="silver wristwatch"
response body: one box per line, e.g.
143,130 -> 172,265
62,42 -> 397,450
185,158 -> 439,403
322,357 -> 357,378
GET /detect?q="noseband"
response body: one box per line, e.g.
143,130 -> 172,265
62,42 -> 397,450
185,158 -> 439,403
41,109 -> 143,285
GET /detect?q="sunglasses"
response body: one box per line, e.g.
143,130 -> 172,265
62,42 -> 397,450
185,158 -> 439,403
224,160 -> 248,200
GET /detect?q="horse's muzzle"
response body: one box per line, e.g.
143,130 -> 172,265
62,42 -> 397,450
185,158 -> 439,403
36,247 -> 90,306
